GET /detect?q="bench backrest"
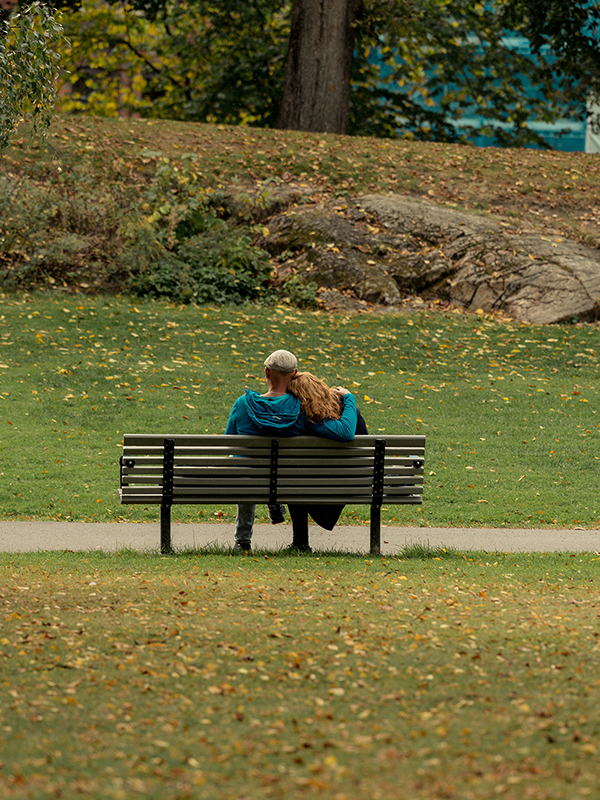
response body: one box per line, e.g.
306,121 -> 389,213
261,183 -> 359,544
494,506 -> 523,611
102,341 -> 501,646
120,434 -> 425,506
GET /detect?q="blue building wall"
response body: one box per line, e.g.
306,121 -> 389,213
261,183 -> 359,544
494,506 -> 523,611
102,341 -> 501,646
377,32 -> 593,152
457,35 -> 588,152
453,114 -> 587,152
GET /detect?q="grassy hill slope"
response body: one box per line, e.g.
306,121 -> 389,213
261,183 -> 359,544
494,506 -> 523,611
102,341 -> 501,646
2,115 -> 600,300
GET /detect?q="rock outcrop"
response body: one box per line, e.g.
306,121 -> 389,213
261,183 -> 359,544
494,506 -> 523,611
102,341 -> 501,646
258,193 -> 600,324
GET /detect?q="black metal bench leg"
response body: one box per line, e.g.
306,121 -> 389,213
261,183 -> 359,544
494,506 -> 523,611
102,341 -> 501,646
161,505 -> 172,554
370,504 -> 381,556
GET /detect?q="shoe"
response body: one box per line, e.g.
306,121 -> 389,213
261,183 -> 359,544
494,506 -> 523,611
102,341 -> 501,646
268,504 -> 286,524
281,543 -> 312,554
233,541 -> 251,553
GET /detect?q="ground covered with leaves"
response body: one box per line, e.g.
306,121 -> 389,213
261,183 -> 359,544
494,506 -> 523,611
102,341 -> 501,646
31,116 -> 600,247
1,550 -> 600,799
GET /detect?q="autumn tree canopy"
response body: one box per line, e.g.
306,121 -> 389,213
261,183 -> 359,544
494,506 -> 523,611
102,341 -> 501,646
52,0 -> 600,147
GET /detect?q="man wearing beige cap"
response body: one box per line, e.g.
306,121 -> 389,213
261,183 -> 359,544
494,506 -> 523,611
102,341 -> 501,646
225,349 -> 300,551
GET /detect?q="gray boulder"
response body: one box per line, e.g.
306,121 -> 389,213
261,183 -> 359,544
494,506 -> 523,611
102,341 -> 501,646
258,193 -> 600,324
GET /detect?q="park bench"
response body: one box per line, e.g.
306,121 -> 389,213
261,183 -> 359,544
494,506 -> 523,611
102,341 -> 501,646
119,434 -> 426,555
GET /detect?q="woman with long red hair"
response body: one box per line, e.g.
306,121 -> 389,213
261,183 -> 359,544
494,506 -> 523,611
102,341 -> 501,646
283,372 -> 368,552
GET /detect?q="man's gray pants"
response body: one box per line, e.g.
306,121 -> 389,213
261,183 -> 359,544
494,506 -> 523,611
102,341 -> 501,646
235,503 -> 255,545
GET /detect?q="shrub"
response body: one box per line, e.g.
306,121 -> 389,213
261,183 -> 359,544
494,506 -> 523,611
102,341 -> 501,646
0,148 -> 275,304
127,214 -> 272,304
0,172 -> 131,289
281,274 -> 318,308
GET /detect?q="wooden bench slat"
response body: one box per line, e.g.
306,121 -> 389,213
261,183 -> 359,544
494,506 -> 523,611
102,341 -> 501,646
166,472 -> 424,484
278,477 -> 423,488
172,478 -> 272,488
120,495 -> 424,507
167,493 -> 423,503
123,450 -> 424,462
121,480 -> 424,490
123,434 -> 276,447
121,485 -> 423,496
276,456 -> 402,466
122,473 -> 423,484
122,463 -> 424,477
162,493 -> 422,503
121,474 -> 425,487
124,449 -> 273,460
123,450 -> 424,463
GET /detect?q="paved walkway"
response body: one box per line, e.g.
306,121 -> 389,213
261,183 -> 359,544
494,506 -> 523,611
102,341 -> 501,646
0,521 -> 598,554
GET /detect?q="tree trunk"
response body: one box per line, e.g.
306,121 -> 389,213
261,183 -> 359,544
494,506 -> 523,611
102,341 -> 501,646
277,0 -> 362,134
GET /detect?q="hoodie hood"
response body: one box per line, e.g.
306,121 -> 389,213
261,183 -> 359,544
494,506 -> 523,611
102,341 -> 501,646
243,390 -> 301,434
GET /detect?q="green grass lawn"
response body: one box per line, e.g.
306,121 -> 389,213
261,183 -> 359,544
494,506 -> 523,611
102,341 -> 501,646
1,292 -> 599,528
2,549 -> 600,799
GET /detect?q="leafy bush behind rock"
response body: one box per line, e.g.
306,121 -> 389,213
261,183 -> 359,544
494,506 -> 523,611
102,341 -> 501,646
126,214 -> 272,304
0,151 -> 277,304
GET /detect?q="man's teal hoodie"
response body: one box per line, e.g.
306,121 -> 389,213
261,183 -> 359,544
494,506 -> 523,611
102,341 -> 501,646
225,390 -> 357,442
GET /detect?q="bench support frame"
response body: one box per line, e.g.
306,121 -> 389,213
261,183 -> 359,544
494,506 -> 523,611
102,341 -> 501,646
160,438 -> 175,554
368,439 -> 386,556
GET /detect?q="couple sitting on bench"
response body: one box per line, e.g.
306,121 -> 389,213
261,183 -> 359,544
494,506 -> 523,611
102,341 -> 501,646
225,349 -> 367,553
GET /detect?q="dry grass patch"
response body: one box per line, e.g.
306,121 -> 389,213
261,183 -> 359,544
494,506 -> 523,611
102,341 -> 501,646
1,550 -> 600,799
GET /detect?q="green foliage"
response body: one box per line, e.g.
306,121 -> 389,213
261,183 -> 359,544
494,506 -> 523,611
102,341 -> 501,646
0,143 -> 272,302
122,151 -> 273,302
281,274 -> 318,308
0,170 -> 134,289
0,2 -> 65,149
351,0 -> 593,147
56,0 -> 288,124
56,1 -> 152,116
500,0 -> 600,72
498,0 -> 600,131
128,216 -> 272,303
